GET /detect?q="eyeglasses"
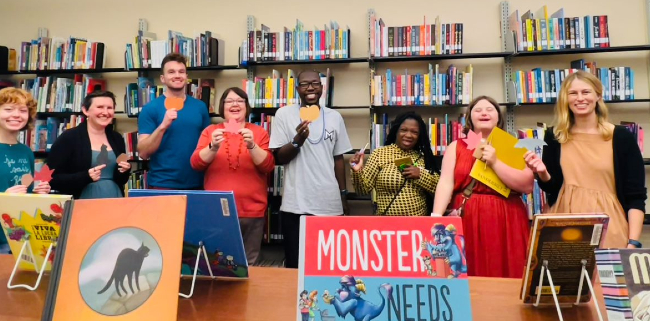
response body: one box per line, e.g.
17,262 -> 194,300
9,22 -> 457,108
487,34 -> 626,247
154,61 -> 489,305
298,81 -> 322,89
225,99 -> 246,105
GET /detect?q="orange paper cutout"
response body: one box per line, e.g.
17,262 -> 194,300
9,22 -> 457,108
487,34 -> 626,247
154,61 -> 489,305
21,173 -> 33,186
116,153 -> 129,163
300,105 -> 320,122
164,97 -> 185,111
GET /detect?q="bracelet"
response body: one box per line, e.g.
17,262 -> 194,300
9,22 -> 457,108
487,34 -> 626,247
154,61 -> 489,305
247,144 -> 257,150
629,239 -> 643,248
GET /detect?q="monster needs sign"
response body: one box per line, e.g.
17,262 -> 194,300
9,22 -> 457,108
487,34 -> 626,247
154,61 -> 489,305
297,216 -> 473,321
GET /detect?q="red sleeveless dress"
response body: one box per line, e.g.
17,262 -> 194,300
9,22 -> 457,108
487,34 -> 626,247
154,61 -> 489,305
450,139 -> 530,278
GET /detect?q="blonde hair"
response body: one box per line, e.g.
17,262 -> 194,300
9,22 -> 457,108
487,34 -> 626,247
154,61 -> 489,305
0,87 -> 37,131
553,70 -> 612,143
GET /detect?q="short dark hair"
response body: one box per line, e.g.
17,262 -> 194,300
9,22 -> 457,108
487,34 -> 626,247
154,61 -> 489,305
463,95 -> 504,135
161,52 -> 187,71
296,70 -> 320,83
218,87 -> 251,118
82,90 -> 116,109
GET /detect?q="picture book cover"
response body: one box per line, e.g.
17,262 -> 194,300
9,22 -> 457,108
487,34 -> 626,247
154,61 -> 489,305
127,189 -> 248,279
41,196 -> 187,321
595,248 -> 650,321
0,193 -> 72,272
520,213 -> 609,304
297,216 -> 472,321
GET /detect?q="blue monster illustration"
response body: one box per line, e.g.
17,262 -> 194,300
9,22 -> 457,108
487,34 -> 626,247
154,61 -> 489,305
422,223 -> 467,278
323,275 -> 393,321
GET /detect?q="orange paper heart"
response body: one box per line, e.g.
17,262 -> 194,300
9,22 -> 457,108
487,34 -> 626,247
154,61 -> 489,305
21,173 -> 33,186
116,153 -> 129,163
165,97 -> 185,111
300,105 -> 320,122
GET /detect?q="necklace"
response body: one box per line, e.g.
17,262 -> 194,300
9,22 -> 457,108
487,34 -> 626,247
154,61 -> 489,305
306,107 -> 326,145
224,134 -> 243,170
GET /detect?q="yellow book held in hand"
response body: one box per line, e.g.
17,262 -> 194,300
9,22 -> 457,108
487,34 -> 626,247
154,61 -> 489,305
469,127 -> 527,198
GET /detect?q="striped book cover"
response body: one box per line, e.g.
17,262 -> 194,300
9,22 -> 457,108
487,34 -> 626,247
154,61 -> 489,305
595,249 -> 650,321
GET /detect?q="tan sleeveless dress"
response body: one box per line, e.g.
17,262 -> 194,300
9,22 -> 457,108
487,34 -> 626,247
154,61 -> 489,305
549,133 -> 628,248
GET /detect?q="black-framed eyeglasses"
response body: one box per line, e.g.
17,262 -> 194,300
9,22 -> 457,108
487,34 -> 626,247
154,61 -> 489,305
298,81 -> 322,89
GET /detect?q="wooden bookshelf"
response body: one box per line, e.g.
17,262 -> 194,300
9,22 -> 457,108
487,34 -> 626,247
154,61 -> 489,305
36,111 -> 84,117
515,99 -> 650,106
0,68 -> 131,76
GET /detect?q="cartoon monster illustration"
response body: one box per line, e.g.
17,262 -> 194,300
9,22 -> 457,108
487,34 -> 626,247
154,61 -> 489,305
323,275 -> 393,321
421,223 -> 467,278
97,243 -> 150,297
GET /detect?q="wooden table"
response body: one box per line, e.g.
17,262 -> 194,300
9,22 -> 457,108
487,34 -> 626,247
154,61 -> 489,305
0,255 -> 607,320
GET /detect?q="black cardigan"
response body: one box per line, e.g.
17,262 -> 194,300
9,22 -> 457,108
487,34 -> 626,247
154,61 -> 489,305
47,122 -> 131,199
538,125 -> 647,214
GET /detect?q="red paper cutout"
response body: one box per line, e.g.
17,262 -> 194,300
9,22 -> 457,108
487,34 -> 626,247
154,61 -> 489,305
224,119 -> 241,134
34,164 -> 54,183
463,130 -> 483,150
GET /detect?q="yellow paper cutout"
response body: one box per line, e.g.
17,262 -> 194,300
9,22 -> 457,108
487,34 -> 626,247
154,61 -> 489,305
469,127 -> 527,198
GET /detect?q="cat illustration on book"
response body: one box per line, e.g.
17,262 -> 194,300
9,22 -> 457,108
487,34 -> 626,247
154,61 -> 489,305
97,243 -> 150,297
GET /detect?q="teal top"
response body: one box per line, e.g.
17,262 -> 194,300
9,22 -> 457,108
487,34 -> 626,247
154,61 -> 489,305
79,150 -> 123,199
0,142 -> 35,253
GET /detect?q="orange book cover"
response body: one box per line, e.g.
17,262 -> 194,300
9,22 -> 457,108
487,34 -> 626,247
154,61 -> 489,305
42,196 -> 187,321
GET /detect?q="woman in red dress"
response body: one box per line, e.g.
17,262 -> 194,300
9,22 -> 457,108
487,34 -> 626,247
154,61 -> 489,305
432,96 -> 534,278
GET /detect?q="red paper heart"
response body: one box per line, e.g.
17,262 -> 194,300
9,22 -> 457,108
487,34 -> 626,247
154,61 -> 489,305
224,119 -> 241,134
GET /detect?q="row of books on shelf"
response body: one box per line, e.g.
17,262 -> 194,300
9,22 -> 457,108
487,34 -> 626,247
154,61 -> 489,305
510,6 -> 610,52
242,20 -> 350,62
125,27 -> 224,69
17,74 -> 106,113
124,77 -> 216,116
242,68 -> 333,108
17,116 -> 83,152
264,208 -> 284,244
371,64 -> 473,106
370,12 -> 464,57
513,61 -> 634,104
125,170 -> 148,192
2,28 -> 106,72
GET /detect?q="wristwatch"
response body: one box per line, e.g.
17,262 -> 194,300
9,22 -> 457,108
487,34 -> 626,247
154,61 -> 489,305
340,189 -> 348,196
291,139 -> 301,149
629,239 -> 643,248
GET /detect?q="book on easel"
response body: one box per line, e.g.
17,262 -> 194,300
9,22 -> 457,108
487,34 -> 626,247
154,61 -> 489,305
0,194 -> 72,272
41,196 -> 187,320
127,189 -> 249,279
520,213 -> 609,304
595,248 -> 650,321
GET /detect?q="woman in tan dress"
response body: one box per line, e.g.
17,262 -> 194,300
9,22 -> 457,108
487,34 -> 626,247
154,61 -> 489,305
524,70 -> 646,249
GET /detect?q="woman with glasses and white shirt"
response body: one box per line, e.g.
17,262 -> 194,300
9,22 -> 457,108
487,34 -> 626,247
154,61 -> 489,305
191,87 -> 275,265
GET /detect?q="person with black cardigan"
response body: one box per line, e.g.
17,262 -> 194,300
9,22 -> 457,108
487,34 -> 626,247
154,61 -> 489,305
524,70 -> 646,249
47,91 -> 131,199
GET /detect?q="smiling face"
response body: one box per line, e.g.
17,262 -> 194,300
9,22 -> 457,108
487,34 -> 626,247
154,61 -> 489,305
567,79 -> 600,118
469,99 -> 500,134
160,61 -> 187,92
396,118 -> 420,150
83,97 -> 115,128
222,90 -> 247,123
297,71 -> 322,105
0,103 -> 29,134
